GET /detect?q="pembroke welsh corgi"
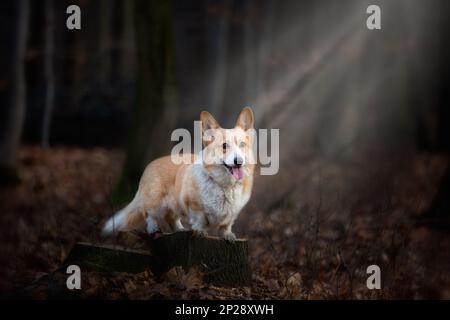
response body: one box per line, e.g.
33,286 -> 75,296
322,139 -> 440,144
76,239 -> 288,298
102,107 -> 255,240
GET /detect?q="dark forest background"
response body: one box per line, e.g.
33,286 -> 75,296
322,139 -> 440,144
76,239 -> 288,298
0,0 -> 449,299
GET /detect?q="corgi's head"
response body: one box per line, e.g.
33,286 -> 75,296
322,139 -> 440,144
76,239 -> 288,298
199,107 -> 255,184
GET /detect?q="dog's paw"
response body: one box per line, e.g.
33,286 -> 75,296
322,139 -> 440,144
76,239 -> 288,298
223,232 -> 236,242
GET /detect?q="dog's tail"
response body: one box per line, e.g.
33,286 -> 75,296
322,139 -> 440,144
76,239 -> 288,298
101,192 -> 145,235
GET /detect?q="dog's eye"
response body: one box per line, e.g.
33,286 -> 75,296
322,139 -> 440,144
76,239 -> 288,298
239,141 -> 246,148
222,143 -> 229,150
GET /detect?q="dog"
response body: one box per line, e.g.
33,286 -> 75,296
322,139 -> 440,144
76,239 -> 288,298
102,107 -> 255,240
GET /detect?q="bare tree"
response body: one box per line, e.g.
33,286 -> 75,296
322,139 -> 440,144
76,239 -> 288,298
0,0 -> 30,183
417,0 -> 450,230
120,0 -> 136,84
41,0 -> 55,148
206,0 -> 230,117
243,0 -> 257,108
99,0 -> 112,86
114,0 -> 177,203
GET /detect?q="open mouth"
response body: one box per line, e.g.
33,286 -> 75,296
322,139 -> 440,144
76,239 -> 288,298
223,163 -> 244,180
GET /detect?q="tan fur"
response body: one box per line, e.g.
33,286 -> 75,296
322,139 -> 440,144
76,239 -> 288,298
102,107 -> 255,239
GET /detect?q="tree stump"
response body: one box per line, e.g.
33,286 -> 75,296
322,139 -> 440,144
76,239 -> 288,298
63,231 -> 251,287
63,242 -> 156,273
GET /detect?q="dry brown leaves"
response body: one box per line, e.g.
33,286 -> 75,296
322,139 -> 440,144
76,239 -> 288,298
1,147 -> 449,299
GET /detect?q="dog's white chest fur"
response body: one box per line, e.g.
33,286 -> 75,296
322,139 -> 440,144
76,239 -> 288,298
194,165 -> 250,226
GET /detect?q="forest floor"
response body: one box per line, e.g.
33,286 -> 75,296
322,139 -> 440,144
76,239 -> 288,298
0,146 -> 449,299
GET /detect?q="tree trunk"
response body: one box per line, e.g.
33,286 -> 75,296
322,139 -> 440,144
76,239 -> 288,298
114,0 -> 177,203
206,0 -> 230,117
41,0 -> 55,148
255,0 -> 273,127
416,0 -> 450,223
243,0 -> 257,108
0,0 -> 30,184
99,0 -> 112,87
120,0 -> 136,84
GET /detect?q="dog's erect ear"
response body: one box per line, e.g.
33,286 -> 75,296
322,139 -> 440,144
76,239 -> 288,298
235,106 -> 254,131
200,111 -> 220,146
200,110 -> 220,136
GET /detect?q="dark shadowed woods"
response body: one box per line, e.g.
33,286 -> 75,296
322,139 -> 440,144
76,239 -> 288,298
0,0 -> 449,299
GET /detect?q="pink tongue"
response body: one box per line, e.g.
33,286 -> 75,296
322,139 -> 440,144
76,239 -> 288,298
231,167 -> 244,180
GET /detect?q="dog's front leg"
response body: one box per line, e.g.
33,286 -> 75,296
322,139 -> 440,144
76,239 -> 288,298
218,223 -> 236,241
172,218 -> 185,232
165,211 -> 185,232
189,211 -> 208,237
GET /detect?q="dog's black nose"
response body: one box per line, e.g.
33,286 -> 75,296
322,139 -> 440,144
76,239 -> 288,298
234,156 -> 243,166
